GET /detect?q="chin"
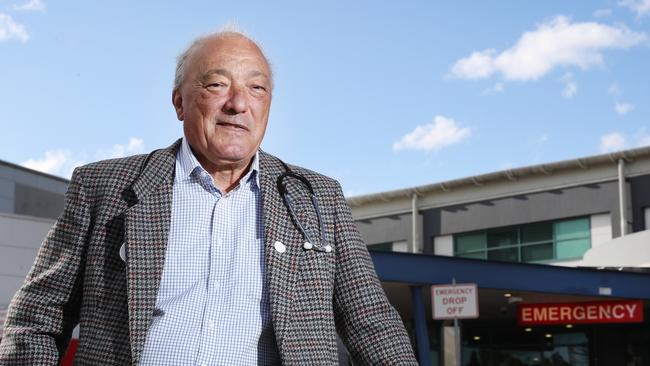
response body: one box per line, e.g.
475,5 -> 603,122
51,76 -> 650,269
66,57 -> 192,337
216,147 -> 255,163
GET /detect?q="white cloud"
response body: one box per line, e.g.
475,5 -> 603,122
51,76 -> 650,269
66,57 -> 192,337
615,101 -> 634,115
21,138 -> 145,178
96,137 -> 145,160
619,0 -> 650,17
600,130 -> 650,152
13,0 -> 46,12
608,83 -> 621,95
393,115 -> 471,152
450,49 -> 497,79
600,132 -> 627,152
450,16 -> 646,81
22,150 -> 70,175
0,13 -> 29,42
561,73 -> 577,99
594,8 -> 613,18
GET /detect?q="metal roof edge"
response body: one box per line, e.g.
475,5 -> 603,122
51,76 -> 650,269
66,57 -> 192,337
348,145 -> 650,207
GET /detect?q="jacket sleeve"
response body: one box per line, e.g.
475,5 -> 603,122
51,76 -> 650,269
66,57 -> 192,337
0,168 -> 90,365
331,182 -> 418,365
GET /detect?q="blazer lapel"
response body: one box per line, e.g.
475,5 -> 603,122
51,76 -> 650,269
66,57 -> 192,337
123,140 -> 179,365
259,151 -> 307,350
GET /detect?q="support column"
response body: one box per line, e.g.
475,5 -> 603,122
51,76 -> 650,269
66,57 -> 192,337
410,285 -> 432,365
411,193 -> 420,253
442,324 -> 461,366
618,158 -> 627,237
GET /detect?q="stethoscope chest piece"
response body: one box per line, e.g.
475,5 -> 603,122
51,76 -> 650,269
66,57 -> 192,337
302,241 -> 333,253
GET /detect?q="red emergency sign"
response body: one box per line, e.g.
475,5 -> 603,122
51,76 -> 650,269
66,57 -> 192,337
518,300 -> 644,326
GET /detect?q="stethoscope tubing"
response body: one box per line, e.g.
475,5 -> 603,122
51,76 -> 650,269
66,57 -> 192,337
277,163 -> 331,253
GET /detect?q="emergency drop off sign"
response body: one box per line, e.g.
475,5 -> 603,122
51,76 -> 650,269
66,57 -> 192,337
432,283 -> 479,319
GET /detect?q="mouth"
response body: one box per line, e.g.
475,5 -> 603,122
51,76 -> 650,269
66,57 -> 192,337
216,121 -> 249,132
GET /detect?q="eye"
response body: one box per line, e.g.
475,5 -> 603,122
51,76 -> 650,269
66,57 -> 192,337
250,84 -> 268,95
206,82 -> 226,89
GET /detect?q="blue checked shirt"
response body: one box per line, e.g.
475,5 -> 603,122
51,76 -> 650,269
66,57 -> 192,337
139,138 -> 280,365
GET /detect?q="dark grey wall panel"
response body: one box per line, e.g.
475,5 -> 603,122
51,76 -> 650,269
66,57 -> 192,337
422,181 -> 620,239
12,169 -> 68,194
0,178 -> 13,199
630,174 -> 650,232
355,213 -> 412,245
422,209 -> 440,254
14,184 -> 64,220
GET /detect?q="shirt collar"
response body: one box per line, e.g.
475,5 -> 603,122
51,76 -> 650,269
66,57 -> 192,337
178,137 -> 260,188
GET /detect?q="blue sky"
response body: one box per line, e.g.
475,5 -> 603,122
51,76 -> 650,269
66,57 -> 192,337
1,0 -> 649,196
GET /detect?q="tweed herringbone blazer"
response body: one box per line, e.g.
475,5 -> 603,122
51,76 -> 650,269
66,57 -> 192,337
0,140 -> 416,365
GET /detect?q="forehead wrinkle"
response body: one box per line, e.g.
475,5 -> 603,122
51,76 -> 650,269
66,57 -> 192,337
200,68 -> 232,82
199,68 -> 270,84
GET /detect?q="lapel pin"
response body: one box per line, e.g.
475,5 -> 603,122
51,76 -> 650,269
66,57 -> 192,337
273,241 -> 286,253
119,242 -> 128,263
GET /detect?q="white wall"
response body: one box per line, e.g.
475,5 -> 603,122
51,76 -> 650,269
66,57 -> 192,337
393,240 -> 409,253
590,213 -> 613,248
434,235 -> 454,256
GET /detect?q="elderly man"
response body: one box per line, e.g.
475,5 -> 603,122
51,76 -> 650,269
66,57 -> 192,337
0,30 -> 417,365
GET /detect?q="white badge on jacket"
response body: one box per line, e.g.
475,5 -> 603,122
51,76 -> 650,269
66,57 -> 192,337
119,242 -> 128,263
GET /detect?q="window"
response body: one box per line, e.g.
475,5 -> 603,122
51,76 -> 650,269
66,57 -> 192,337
368,242 -> 393,252
368,240 -> 409,253
454,217 -> 591,263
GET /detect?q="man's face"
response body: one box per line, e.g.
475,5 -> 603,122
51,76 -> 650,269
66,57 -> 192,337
173,35 -> 272,168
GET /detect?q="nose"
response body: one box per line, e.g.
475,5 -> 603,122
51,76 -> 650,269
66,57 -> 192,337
222,87 -> 248,115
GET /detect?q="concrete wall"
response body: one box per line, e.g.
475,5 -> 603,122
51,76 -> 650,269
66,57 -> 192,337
355,213 -> 413,246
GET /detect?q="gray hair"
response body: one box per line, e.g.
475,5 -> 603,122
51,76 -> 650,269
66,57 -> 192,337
173,24 -> 273,91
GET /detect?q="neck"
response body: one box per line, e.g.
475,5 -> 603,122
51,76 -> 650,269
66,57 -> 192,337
189,146 -> 255,193
208,158 -> 254,193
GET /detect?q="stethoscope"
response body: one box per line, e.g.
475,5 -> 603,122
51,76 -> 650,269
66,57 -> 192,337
277,161 -> 332,253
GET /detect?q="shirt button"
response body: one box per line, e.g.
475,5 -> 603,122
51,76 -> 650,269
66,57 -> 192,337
208,320 -> 215,329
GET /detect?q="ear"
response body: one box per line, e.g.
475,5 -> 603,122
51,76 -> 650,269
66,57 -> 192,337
172,89 -> 184,121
